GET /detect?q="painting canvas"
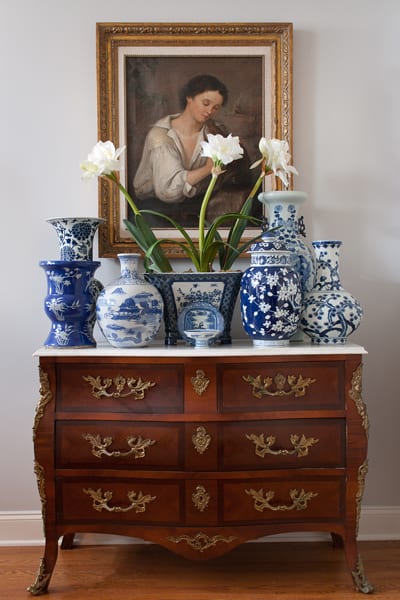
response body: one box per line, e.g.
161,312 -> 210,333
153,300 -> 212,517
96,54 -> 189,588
96,23 -> 293,258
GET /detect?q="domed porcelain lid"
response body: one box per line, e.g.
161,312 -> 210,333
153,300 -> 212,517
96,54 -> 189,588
248,230 -> 290,254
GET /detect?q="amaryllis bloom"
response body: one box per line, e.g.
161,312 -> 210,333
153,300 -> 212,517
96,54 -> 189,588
80,141 -> 125,179
253,138 -> 298,188
200,133 -> 243,167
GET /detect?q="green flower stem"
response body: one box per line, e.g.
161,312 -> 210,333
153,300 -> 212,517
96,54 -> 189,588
106,173 -> 140,216
248,172 -> 265,202
198,173 -> 218,256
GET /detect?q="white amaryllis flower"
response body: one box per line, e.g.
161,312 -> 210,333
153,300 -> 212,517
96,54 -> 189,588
80,141 -> 126,180
200,133 -> 243,167
254,138 -> 298,187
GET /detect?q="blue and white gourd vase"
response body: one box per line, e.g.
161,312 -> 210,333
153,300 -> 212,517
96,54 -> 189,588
40,260 -> 101,348
258,191 -> 316,295
240,230 -> 302,346
96,253 -> 164,348
299,240 -> 363,344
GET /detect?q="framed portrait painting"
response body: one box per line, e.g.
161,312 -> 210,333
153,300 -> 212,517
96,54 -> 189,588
96,22 -> 293,258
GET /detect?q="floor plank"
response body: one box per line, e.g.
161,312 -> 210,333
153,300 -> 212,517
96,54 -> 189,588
1,541 -> 399,599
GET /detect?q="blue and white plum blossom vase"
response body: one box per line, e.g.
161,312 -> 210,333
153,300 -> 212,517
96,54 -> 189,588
240,230 -> 302,346
96,253 -> 164,348
299,240 -> 363,344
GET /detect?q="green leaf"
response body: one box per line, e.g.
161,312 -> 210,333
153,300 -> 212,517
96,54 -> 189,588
123,217 -> 173,273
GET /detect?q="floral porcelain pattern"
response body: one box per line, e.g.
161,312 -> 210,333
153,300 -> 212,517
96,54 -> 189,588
240,232 -> 302,346
40,260 -> 100,348
46,217 -> 105,261
258,191 -> 316,295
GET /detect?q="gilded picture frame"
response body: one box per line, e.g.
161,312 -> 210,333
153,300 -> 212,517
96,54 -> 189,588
96,22 -> 293,258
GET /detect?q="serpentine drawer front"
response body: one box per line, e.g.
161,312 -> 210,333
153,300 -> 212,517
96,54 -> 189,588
30,342 -> 373,595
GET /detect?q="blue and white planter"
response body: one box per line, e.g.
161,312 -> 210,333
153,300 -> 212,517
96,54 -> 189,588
299,240 -> 363,344
40,260 -> 101,348
96,253 -> 164,348
144,271 -> 242,346
240,231 -> 302,346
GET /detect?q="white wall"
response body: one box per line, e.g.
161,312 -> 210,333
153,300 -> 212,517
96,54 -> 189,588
0,0 -> 399,524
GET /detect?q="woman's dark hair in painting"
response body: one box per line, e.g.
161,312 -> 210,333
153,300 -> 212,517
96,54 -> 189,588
178,74 -> 229,109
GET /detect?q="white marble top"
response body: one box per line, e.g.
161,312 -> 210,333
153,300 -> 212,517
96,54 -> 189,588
33,340 -> 367,358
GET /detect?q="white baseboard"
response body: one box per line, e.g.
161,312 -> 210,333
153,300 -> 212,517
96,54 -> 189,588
1,507 -> 399,547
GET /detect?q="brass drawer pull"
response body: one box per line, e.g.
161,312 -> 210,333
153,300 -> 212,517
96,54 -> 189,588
83,374 -> 156,399
246,433 -> 319,458
245,488 -> 318,512
243,373 -> 316,398
83,488 -> 156,513
83,433 -> 156,459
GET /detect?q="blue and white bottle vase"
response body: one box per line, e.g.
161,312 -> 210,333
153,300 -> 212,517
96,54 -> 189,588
299,240 -> 363,344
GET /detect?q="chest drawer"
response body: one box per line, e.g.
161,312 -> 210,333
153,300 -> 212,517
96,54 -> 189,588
57,478 -> 183,524
55,362 -> 184,413
222,475 -> 344,524
221,419 -> 346,469
56,421 -> 183,469
218,361 -> 344,412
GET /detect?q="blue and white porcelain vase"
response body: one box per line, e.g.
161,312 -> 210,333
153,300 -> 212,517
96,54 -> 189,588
299,240 -> 363,344
96,253 -> 164,348
240,230 -> 302,346
46,216 -> 105,334
40,260 -> 101,348
258,191 -> 316,295
46,217 -> 105,260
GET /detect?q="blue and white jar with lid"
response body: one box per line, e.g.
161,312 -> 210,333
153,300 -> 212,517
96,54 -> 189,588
240,230 -> 302,346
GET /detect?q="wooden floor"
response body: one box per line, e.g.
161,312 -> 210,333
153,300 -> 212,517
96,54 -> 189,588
1,540 -> 399,599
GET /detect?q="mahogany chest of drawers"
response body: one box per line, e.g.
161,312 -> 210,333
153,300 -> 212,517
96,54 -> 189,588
29,342 -> 373,594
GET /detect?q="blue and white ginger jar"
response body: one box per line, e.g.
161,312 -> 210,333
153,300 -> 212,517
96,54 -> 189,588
299,240 -> 363,344
240,231 -> 302,346
96,253 -> 164,348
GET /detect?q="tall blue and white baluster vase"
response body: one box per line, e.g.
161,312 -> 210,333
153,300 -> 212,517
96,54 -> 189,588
40,260 -> 101,348
258,191 -> 316,340
46,216 -> 106,336
299,240 -> 363,344
257,191 -> 316,294
240,230 -> 302,346
96,253 -> 164,348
